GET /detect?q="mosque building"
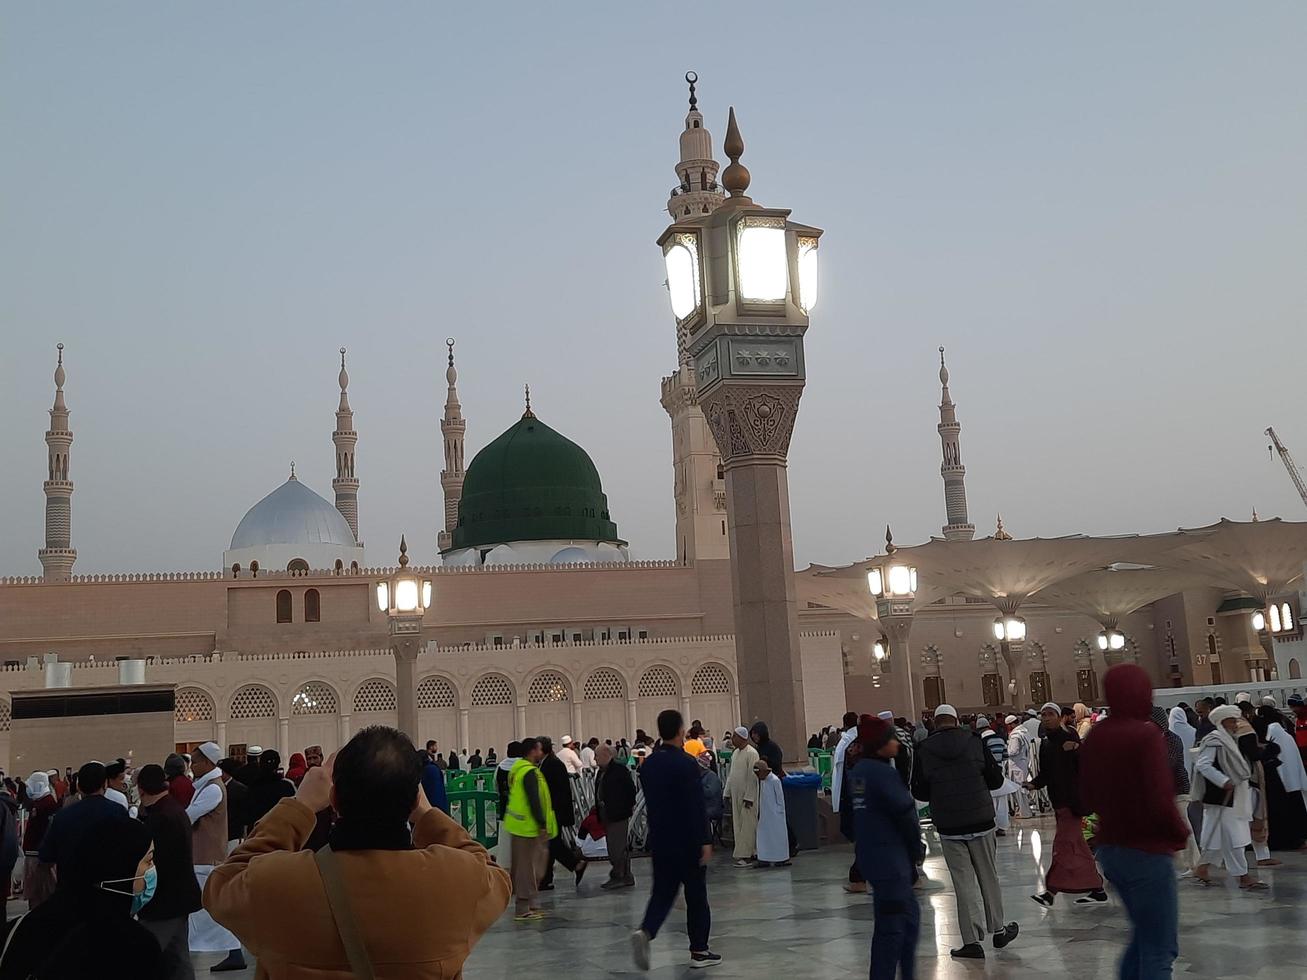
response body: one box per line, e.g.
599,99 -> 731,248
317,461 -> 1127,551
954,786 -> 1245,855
1,80 -> 1304,773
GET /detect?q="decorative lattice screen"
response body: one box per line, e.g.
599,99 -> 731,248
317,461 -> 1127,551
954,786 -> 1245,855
0,700 -> 10,732
418,676 -> 457,709
638,665 -> 679,699
291,682 -> 338,716
353,678 -> 397,713
470,674 -> 514,707
528,671 -> 570,703
230,685 -> 277,719
175,687 -> 215,723
690,663 -> 731,695
583,669 -> 625,700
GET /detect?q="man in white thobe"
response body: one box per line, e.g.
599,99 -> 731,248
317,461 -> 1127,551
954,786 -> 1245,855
557,736 -> 585,775
187,741 -> 247,972
724,727 -> 760,867
753,760 -> 789,867
830,711 -> 859,816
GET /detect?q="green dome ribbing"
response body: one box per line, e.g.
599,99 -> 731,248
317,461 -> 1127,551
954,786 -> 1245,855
446,411 -> 624,553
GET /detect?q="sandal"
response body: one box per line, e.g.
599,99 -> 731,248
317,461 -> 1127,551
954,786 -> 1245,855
1240,880 -> 1269,891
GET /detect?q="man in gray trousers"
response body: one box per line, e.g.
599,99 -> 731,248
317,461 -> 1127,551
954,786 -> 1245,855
912,704 -> 1019,960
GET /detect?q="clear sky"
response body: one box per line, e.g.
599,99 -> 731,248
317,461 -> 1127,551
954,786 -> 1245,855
2,3 -> 1305,575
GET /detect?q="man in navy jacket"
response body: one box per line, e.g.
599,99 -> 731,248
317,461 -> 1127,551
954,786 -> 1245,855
631,710 -> 721,971
851,715 -> 926,979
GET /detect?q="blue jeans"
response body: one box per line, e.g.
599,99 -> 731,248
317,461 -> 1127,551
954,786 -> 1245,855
869,881 -> 919,980
640,857 -> 711,952
1096,845 -> 1178,980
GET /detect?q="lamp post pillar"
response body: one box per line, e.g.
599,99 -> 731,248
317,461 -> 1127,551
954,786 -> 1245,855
392,631 -> 421,741
884,614 -> 918,721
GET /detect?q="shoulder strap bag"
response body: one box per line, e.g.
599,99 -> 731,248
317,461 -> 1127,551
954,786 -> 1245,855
314,846 -> 377,980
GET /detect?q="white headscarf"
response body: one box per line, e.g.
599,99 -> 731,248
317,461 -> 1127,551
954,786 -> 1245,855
1200,704 -> 1251,783
1167,706 -> 1197,751
1268,721 -> 1307,794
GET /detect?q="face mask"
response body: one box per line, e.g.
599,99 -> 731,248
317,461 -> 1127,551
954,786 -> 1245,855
100,866 -> 157,915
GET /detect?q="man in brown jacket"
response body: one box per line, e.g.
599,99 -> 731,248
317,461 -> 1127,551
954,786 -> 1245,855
204,726 -> 511,979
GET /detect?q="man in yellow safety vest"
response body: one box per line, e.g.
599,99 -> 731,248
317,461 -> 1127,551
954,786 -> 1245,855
503,736 -> 556,921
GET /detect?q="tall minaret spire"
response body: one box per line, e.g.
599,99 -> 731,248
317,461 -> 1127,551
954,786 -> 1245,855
661,73 -> 729,562
332,347 -> 362,544
666,71 -> 724,222
39,343 -> 77,580
437,338 -> 467,552
937,347 -> 975,541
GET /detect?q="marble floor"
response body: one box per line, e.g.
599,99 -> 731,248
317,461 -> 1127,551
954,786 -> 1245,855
176,815 -> 1307,978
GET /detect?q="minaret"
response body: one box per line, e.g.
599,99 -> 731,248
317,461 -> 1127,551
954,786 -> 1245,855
661,72 -> 729,562
39,343 -> 77,580
437,339 -> 466,552
332,347 -> 361,544
666,71 -> 725,223
937,346 -> 975,541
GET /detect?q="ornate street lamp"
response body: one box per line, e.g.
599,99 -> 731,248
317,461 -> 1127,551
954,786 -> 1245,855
1096,628 -> 1126,652
866,527 -> 919,719
378,536 -> 431,738
658,101 -> 822,760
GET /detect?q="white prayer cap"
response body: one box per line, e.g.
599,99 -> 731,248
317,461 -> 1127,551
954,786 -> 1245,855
247,745 -> 264,755
734,726 -> 750,739
877,711 -> 894,721
1005,715 -> 1019,724
1262,696 -> 1278,707
196,742 -> 222,764
1235,692 -> 1252,705
933,704 -> 958,719
561,735 -> 574,746
27,771 -> 51,800
1209,704 -> 1243,727
1040,702 -> 1061,714
975,716 -> 990,729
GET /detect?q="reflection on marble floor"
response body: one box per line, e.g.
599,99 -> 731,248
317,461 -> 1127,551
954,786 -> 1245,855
179,815 -> 1307,978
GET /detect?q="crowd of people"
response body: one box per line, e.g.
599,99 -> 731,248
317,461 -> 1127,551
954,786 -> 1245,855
5,677 -> 1305,978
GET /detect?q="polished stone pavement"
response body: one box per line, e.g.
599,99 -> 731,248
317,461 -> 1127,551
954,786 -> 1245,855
181,814 -> 1307,977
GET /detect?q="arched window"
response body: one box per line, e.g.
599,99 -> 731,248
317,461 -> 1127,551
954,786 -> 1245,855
230,684 -> 277,719
691,663 -> 732,695
1290,658 -> 1302,680
231,564 -> 240,579
470,674 -> 514,707
304,588 -> 321,623
287,558 -> 309,573
291,682 -> 338,716
275,589 -> 292,623
583,669 -> 625,700
528,671 -> 570,704
354,678 -> 397,713
637,666 -> 679,699
175,688 -> 215,723
418,676 -> 458,709
250,560 -> 259,577
334,559 -> 343,575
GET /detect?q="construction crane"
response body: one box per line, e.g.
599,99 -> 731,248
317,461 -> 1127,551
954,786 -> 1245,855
1266,427 -> 1307,510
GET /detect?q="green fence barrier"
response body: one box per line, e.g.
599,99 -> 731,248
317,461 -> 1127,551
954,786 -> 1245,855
446,787 -> 499,848
445,767 -> 497,794
808,749 -> 833,791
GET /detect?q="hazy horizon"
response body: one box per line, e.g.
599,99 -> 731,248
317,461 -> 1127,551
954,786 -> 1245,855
3,3 -> 1305,575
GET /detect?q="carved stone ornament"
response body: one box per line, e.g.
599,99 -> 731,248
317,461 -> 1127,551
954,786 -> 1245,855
701,384 -> 803,465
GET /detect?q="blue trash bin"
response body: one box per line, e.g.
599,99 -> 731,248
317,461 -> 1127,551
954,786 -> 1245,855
782,772 -> 823,851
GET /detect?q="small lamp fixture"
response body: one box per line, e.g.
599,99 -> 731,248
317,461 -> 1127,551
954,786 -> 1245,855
993,615 -> 1027,643
1255,602 -> 1296,635
867,526 -> 917,599
1096,628 -> 1126,652
377,536 -> 433,615
873,636 -> 888,661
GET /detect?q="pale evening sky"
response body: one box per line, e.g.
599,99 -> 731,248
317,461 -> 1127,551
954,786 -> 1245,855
2,3 -> 1305,575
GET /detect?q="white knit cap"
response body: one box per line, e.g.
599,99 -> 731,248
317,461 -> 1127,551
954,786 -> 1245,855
734,726 -> 750,739
1005,715 -> 1018,724
975,716 -> 990,729
933,704 -> 958,719
196,741 -> 222,764
1040,702 -> 1061,714
877,710 -> 894,721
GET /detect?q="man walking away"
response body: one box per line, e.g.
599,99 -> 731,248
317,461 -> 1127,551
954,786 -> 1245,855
204,726 -> 511,974
834,713 -> 867,892
1005,715 -> 1033,819
504,737 -> 552,920
912,704 -> 1018,960
596,743 -> 637,889
724,727 -> 760,868
852,716 -> 925,980
137,763 -> 202,980
631,709 -> 721,970
976,717 -> 1011,836
1081,665 -> 1190,980
538,736 -> 588,890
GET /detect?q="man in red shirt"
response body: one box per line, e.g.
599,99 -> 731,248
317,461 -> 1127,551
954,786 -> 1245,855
164,753 -> 194,807
1080,664 -> 1190,980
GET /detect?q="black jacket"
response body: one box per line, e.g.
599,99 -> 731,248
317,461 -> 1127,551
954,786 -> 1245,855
138,795 -> 203,920
246,769 -> 295,827
224,777 -> 250,841
639,743 -> 710,860
911,727 -> 1003,836
1029,727 -> 1085,815
596,762 -> 637,824
540,753 -> 576,827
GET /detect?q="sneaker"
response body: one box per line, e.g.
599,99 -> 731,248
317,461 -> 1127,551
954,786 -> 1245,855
1031,891 -> 1055,907
993,922 -> 1019,949
1074,890 -> 1108,905
690,951 -> 723,969
631,929 -> 652,972
950,943 -> 985,959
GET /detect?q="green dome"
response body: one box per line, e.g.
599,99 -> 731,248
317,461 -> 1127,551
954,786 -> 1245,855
447,411 -> 625,553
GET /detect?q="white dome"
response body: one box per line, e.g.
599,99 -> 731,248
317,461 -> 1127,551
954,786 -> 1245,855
230,476 -> 356,549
